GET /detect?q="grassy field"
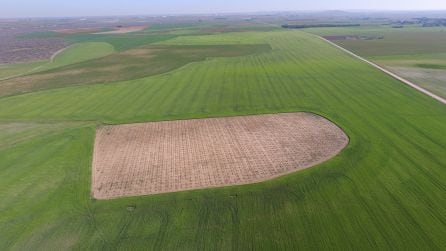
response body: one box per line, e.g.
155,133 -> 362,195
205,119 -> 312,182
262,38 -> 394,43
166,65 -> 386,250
307,26 -> 446,99
307,26 -> 446,56
0,42 -> 113,82
0,29 -> 445,250
371,53 -> 446,99
24,30 -> 179,51
0,44 -> 270,97
0,61 -> 46,80
38,42 -> 115,71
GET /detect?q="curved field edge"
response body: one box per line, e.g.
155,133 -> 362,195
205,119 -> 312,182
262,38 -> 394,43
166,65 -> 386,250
0,30 -> 445,250
0,42 -> 115,82
40,42 -> 115,71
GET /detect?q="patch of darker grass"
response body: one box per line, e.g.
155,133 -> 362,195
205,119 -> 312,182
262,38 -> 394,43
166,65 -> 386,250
415,63 -> 446,70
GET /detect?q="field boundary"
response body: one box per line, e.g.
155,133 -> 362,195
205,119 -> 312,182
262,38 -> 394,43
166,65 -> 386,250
318,35 -> 446,105
49,45 -> 74,62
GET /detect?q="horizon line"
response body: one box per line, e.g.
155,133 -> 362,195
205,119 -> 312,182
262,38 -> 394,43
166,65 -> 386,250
2,9 -> 446,20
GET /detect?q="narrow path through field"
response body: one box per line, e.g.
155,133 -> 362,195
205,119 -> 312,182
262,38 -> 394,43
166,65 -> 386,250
24,45 -> 73,74
318,36 -> 446,105
49,45 -> 72,62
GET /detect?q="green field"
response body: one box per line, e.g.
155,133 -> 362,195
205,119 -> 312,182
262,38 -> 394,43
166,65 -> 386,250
24,30 -> 179,51
371,53 -> 446,99
0,61 -> 48,80
307,26 -> 446,98
38,42 -> 115,71
0,42 -> 114,83
0,44 -> 269,97
307,26 -> 446,56
0,29 -> 445,250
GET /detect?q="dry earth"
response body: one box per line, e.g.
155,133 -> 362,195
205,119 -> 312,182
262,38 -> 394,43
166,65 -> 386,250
92,113 -> 349,199
53,28 -> 103,34
92,25 -> 148,34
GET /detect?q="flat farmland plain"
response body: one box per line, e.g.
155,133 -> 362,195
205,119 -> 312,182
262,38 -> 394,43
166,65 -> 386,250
371,53 -> 446,99
307,26 -> 446,56
307,26 -> 446,99
0,30 -> 445,250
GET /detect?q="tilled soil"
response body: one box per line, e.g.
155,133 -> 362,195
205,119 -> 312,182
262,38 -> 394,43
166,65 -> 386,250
92,113 -> 349,199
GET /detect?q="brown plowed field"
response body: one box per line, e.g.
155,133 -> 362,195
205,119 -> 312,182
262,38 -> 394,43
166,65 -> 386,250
92,113 -> 349,199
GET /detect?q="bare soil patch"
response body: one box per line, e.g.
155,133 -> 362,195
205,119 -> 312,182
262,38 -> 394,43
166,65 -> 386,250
53,28 -> 102,34
92,26 -> 148,35
92,113 -> 348,199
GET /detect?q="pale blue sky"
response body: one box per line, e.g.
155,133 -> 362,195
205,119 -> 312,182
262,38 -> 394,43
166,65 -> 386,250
2,0 -> 446,18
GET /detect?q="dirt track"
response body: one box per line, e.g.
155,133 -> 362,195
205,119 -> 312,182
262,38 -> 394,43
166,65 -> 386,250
319,36 -> 446,105
92,113 -> 348,199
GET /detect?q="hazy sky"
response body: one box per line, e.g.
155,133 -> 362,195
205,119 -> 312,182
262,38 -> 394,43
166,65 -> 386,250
2,0 -> 446,17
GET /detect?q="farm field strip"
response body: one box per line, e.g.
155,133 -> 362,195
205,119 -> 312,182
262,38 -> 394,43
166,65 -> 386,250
307,26 -> 446,56
0,61 -> 46,81
380,66 -> 446,99
308,26 -> 446,100
369,53 -> 446,99
36,42 -> 115,72
0,31 -> 415,122
0,42 -> 114,83
0,44 -> 269,97
319,35 -> 446,105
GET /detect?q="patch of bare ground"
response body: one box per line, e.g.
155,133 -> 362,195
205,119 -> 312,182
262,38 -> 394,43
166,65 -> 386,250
92,113 -> 349,199
119,48 -> 161,58
53,28 -> 103,34
92,26 -> 148,34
